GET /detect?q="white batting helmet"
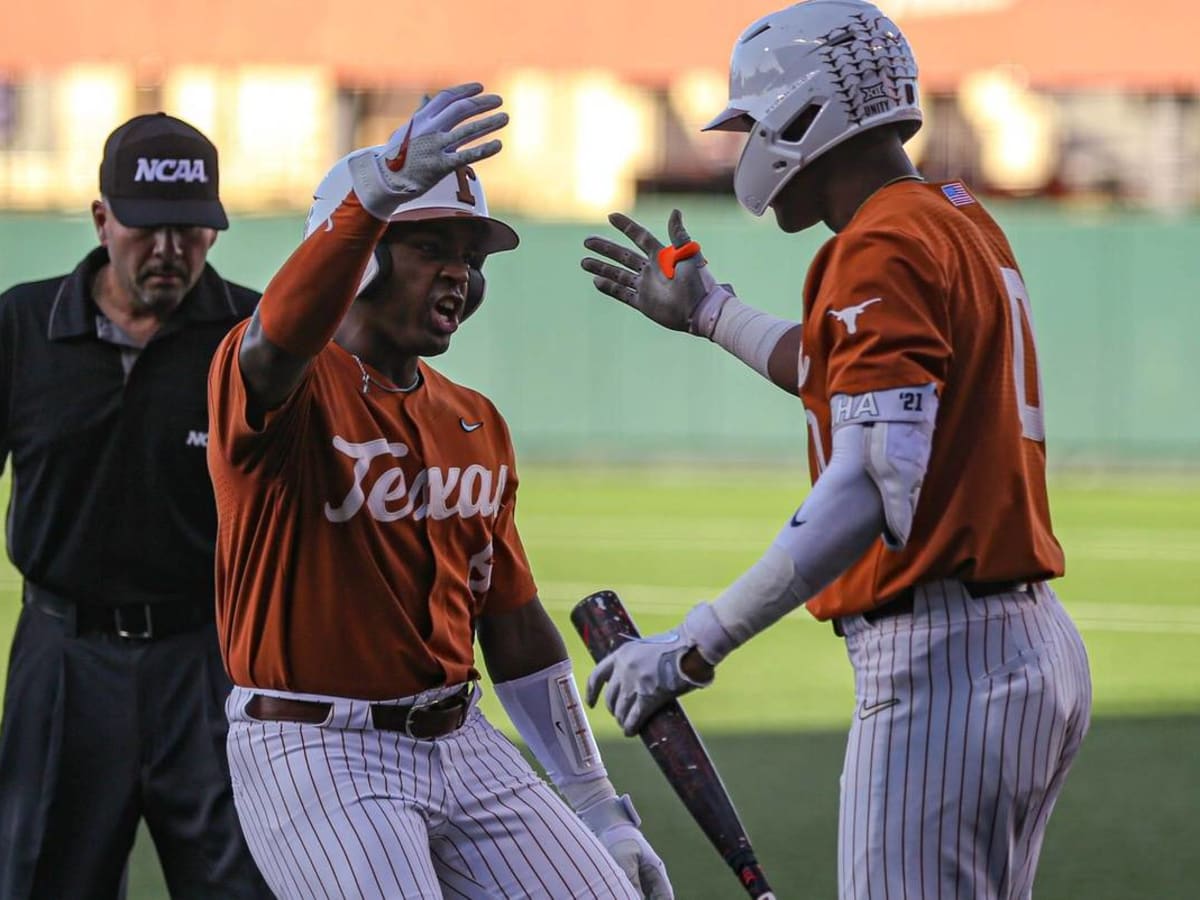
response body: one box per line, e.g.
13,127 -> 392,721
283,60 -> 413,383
704,0 -> 922,216
304,149 -> 519,302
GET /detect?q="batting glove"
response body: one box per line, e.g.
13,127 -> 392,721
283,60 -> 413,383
348,82 -> 508,220
578,794 -> 674,900
586,604 -> 733,736
581,209 -> 736,338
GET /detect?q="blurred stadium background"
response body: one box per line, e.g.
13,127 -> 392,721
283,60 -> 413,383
1,0 -> 1198,897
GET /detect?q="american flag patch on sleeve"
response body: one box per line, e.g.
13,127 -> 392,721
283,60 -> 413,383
941,182 -> 975,206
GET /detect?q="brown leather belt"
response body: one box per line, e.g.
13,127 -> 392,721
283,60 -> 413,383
833,580 -> 1037,637
245,684 -> 475,739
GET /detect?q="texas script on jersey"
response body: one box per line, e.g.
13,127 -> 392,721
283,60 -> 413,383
323,435 -> 509,523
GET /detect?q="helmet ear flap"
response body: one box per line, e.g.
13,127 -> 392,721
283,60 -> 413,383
371,243 -> 393,290
357,243 -> 393,301
464,264 -> 486,320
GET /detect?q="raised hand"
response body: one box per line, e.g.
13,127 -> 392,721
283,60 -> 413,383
581,209 -> 727,336
350,83 -> 508,219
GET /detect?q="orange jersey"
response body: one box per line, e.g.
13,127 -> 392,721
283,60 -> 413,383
207,324 -> 537,699
800,180 -> 1064,620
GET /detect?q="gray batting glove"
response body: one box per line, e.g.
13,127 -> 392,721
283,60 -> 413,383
348,82 -> 508,220
585,603 -> 732,736
579,794 -> 674,900
581,209 -> 734,338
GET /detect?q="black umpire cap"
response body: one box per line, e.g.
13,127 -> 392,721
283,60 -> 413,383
98,112 -> 229,231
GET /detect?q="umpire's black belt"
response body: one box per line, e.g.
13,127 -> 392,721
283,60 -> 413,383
244,684 -> 475,740
24,582 -> 214,640
832,579 -> 1037,638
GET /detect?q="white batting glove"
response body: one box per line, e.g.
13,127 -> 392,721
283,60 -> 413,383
578,794 -> 674,900
585,604 -> 734,736
348,82 -> 508,220
581,210 -> 735,338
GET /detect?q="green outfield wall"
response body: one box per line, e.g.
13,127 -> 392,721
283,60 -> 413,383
2,199 -> 1197,465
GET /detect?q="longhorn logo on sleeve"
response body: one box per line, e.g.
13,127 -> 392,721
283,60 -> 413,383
828,297 -> 882,335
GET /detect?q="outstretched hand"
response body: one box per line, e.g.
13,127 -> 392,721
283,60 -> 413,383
581,210 -> 719,335
351,83 -> 508,218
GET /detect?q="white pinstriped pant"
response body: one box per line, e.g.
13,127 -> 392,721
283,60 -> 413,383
225,684 -> 638,900
836,580 -> 1092,900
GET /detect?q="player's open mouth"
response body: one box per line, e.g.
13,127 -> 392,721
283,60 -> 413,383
430,296 -> 462,335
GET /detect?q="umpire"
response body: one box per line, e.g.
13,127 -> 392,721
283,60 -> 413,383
0,114 -> 270,898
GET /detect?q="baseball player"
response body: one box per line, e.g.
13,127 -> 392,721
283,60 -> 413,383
580,3 -> 1092,899
206,83 -> 672,899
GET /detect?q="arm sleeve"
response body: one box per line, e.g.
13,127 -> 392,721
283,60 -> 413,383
706,423 -> 885,649
815,229 -> 952,396
257,190 -> 387,359
493,659 -> 608,790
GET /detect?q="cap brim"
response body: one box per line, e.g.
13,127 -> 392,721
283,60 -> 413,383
700,106 -> 754,133
107,196 -> 229,231
388,207 -> 519,254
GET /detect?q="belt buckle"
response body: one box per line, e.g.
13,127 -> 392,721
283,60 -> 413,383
403,684 -> 473,738
400,702 -> 421,739
115,605 -> 153,640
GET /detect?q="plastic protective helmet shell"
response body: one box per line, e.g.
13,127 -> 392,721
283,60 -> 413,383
303,152 -> 518,316
704,0 -> 922,216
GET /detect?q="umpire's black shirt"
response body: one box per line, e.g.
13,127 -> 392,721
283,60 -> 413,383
0,247 -> 258,607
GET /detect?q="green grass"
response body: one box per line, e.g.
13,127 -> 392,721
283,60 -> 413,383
2,467 -> 1198,898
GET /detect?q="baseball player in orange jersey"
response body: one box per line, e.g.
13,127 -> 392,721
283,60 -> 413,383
581,3 -> 1092,898
206,83 -> 672,899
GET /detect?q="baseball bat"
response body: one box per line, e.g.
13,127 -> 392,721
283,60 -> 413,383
571,590 -> 776,900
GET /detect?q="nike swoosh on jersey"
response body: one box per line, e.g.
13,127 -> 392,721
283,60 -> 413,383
858,698 -> 900,719
460,418 -> 484,432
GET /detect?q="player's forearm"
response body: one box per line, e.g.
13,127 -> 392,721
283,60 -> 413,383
704,428 -> 885,653
257,191 -> 386,360
477,596 -> 570,682
694,282 -> 802,394
493,658 -> 651,865
485,602 -> 620,798
493,658 -> 611,794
